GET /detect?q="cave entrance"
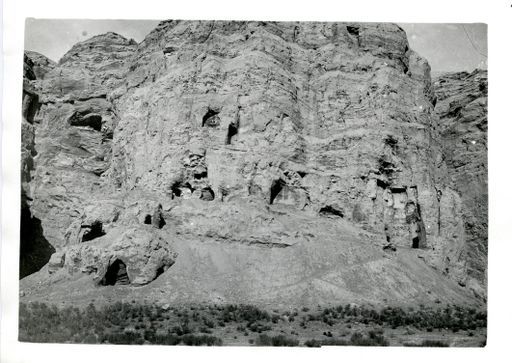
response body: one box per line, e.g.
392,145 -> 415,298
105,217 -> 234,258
226,123 -> 238,145
68,111 -> 103,131
154,213 -> 166,229
202,108 -> 220,127
269,179 -> 285,205
101,259 -> 130,286
171,182 -> 182,197
319,205 -> 344,218
144,215 -> 152,224
155,265 -> 165,280
81,221 -> 106,242
200,187 -> 215,201
194,170 -> 208,179
412,237 -> 420,249
171,182 -> 193,199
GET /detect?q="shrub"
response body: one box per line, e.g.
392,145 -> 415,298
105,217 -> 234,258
203,318 -> 215,328
304,339 -> 322,347
103,331 -> 144,345
181,334 -> 222,346
349,331 -> 389,346
404,340 -> 449,347
257,334 -> 299,347
316,339 -> 349,346
247,322 -> 271,333
18,302 -> 486,346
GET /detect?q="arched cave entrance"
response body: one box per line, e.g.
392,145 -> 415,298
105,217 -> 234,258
319,205 -> 344,218
200,187 -> 215,201
412,237 -> 420,249
269,179 -> 286,205
68,111 -> 103,131
100,259 -> 130,286
407,202 -> 427,249
144,215 -> 152,224
202,108 -> 220,127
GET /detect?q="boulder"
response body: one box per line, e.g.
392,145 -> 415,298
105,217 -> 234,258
48,251 -> 65,273
64,227 -> 177,286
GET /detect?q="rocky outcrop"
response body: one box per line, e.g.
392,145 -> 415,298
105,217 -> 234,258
20,53 -> 55,278
20,21 -> 487,304
63,227 -> 177,286
24,50 -> 56,79
434,70 -> 488,295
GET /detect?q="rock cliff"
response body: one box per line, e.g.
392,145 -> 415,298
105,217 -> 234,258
20,21 -> 487,307
434,69 -> 488,296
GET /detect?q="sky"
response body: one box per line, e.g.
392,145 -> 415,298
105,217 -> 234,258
398,23 -> 487,74
24,19 -> 487,74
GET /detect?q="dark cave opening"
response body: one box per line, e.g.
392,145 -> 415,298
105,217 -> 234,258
100,259 -> 130,286
412,237 -> 420,249
226,123 -> 238,145
68,111 -> 103,131
81,221 -> 106,242
171,182 -> 193,198
269,179 -> 285,205
155,215 -> 166,229
155,265 -> 166,279
378,156 -> 395,176
319,205 -> 344,218
406,202 -> 427,249
171,182 -> 182,197
194,170 -> 208,179
346,25 -> 361,47
202,108 -> 220,127
200,187 -> 215,201
144,215 -> 152,225
346,25 -> 360,37
376,179 -> 389,189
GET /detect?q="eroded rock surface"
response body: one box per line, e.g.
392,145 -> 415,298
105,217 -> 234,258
20,21 -> 487,305
20,53 -> 55,278
434,70 -> 488,295
64,227 -> 177,286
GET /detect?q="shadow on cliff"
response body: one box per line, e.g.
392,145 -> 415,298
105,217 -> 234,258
19,198 -> 55,279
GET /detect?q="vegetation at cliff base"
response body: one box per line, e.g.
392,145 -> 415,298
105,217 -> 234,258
19,301 -> 486,346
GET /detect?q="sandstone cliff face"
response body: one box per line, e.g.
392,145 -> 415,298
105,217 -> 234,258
20,53 -> 56,278
20,21 -> 487,306
434,70 -> 488,295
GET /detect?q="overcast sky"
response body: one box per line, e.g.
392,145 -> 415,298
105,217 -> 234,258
24,19 -> 487,74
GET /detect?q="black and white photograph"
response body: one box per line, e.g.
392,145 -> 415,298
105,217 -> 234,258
17,17 -> 488,347
3,1 -> 511,361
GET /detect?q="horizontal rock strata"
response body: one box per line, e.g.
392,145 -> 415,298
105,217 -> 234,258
20,21 -> 487,304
